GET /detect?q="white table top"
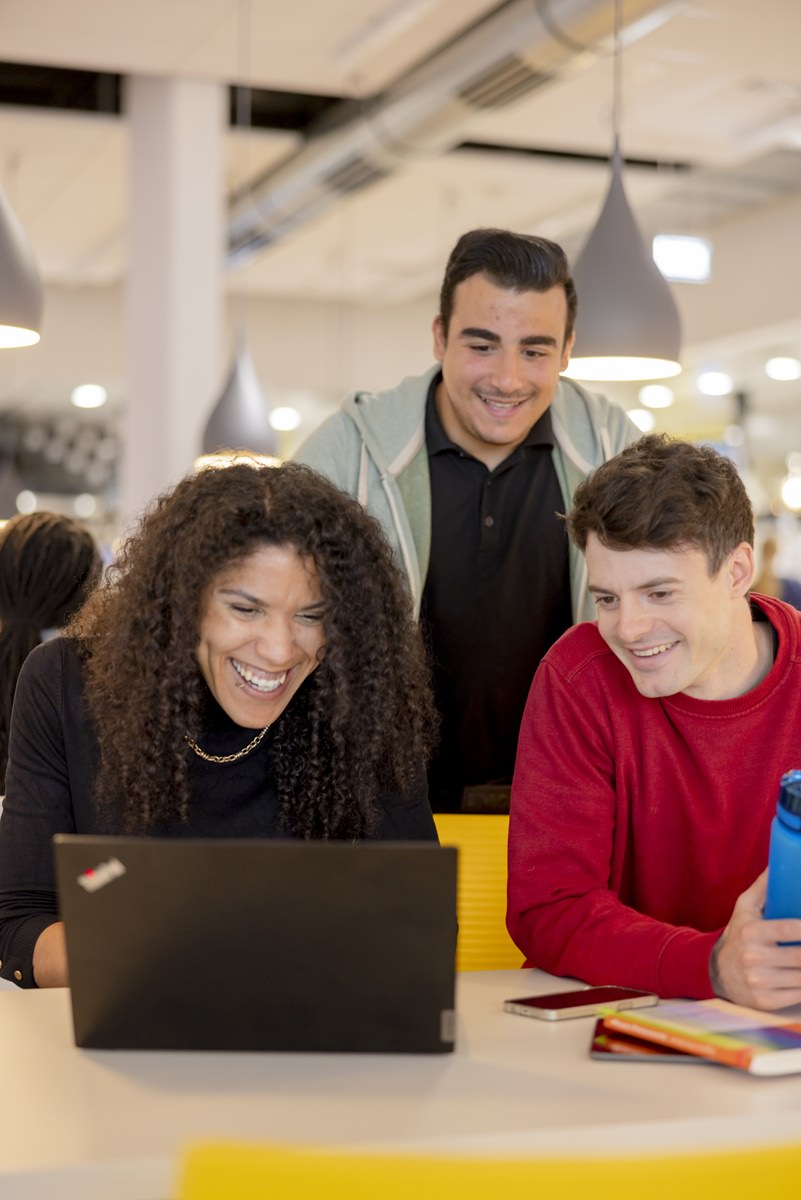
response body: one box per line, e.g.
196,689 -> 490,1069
3,970 -> 801,1200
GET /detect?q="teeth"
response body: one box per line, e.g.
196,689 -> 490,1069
633,643 -> 674,658
232,660 -> 287,692
482,395 -> 523,411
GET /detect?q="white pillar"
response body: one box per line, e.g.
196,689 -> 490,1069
123,75 -> 225,527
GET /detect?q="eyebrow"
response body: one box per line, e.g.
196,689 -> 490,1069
588,576 -> 684,595
218,587 -> 263,604
217,585 -> 267,604
458,326 -> 559,348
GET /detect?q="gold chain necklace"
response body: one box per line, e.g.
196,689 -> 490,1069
185,723 -> 271,764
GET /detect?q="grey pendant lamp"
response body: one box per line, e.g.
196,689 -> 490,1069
201,337 -> 278,458
0,184 -> 43,349
565,0 -> 681,383
199,2 -> 279,468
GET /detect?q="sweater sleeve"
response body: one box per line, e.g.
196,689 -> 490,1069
294,412 -> 361,494
607,396 -> 643,454
374,773 -> 438,842
507,655 -> 718,1000
0,641 -> 77,987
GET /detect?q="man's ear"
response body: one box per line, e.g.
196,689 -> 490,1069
728,542 -> 756,596
560,331 -> 575,373
432,314 -> 446,362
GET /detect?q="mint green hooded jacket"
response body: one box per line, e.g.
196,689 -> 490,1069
296,366 -> 639,621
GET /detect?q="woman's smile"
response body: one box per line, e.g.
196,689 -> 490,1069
231,658 -> 288,693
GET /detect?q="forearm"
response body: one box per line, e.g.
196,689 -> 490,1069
510,891 -> 719,998
32,921 -> 68,988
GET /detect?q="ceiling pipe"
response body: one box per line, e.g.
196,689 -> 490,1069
226,0 -> 675,266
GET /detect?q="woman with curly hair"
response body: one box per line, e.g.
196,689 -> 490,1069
0,462 -> 438,988
0,510 -> 101,792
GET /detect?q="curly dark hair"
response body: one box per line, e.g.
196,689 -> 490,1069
67,461 -> 437,837
567,434 -> 754,573
0,511 -> 101,790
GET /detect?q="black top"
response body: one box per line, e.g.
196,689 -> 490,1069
0,638 -> 437,987
421,373 -> 572,811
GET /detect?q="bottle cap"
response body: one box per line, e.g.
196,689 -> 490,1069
779,770 -> 801,818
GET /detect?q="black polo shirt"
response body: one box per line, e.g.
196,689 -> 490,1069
420,373 -> 572,811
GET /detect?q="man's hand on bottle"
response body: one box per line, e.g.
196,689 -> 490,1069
711,870 -> 801,1010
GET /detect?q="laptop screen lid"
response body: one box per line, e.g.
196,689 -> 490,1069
53,836 -> 457,1054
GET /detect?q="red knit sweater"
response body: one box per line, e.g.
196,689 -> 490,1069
507,594 -> 801,999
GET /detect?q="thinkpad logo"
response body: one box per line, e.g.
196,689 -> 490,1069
77,857 -> 126,893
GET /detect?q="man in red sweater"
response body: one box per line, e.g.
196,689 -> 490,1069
507,434 -> 801,1010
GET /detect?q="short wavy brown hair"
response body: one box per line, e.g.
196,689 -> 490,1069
567,434 -> 754,573
438,227 -> 577,344
68,462 -> 437,836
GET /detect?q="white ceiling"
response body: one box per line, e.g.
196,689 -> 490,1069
1,0 -> 801,505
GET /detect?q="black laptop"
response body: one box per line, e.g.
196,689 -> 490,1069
53,836 -> 457,1054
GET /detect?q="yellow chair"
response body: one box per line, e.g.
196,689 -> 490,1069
176,1141 -> 801,1200
433,812 -> 522,971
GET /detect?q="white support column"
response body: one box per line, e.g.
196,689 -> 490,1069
122,76 -> 225,528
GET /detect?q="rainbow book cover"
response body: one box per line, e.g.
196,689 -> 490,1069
599,998 -> 801,1075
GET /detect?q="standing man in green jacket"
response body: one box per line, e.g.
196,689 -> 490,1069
296,228 -> 639,812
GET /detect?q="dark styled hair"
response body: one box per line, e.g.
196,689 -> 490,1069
0,512 -> 101,788
68,462 -> 437,836
567,434 -> 754,574
438,227 -> 577,343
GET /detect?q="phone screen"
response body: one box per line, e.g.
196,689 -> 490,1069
510,986 -> 653,1010
503,986 -> 659,1021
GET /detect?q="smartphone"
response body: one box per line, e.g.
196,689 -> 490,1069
503,985 -> 659,1021
589,1019 -> 707,1062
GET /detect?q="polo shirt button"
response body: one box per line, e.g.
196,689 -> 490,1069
484,516 -> 494,528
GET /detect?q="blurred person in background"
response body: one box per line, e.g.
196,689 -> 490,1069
753,534 -> 801,611
0,512 -> 102,792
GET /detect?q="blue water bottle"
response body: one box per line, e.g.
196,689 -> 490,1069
764,770 -> 801,922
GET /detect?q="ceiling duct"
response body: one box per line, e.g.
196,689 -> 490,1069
227,0 -> 675,265
457,56 -> 552,111
322,155 -> 391,197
